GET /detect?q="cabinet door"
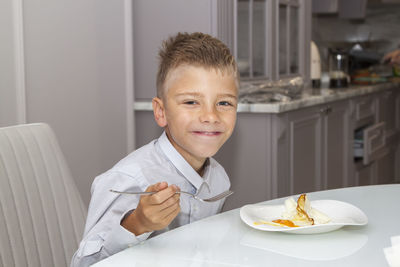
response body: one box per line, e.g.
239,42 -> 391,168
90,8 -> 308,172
376,151 -> 396,184
236,0 -> 311,81
352,94 -> 375,129
377,89 -> 397,144
355,163 -> 375,186
312,0 -> 338,13
338,0 -> 367,19
287,107 -> 322,195
322,101 -> 351,189
278,1 -> 301,77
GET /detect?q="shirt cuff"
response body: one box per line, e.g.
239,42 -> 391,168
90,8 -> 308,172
102,213 -> 152,255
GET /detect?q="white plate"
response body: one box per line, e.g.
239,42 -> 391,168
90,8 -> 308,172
240,200 -> 368,234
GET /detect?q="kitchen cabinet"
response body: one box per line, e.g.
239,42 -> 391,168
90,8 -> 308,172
312,0 -> 367,19
312,0 -> 338,13
351,94 -> 387,166
376,151 -> 396,184
274,100 -> 351,197
355,161 -> 375,186
352,94 -> 375,130
377,89 -> 398,144
237,0 -> 311,81
282,105 -> 323,195
375,88 -> 400,183
322,101 -> 352,188
338,0 -> 367,19
352,88 -> 400,186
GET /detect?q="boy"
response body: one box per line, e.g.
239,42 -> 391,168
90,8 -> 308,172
71,32 -> 239,267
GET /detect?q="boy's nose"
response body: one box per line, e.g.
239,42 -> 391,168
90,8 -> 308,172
199,106 -> 220,123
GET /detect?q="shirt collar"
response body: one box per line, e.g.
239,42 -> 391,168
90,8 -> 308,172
157,131 -> 208,191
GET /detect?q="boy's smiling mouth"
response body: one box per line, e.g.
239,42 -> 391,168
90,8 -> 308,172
192,131 -> 223,137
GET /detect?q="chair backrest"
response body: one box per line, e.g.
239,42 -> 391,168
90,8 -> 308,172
0,123 -> 87,267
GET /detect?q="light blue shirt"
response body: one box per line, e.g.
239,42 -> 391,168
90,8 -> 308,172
71,131 -> 231,267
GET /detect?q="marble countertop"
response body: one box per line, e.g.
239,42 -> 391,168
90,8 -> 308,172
133,82 -> 400,114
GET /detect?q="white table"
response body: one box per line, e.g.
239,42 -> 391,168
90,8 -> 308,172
93,184 -> 399,267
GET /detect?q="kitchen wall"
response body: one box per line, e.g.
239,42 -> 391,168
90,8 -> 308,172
312,3 -> 400,71
0,0 -> 134,206
132,0 -> 215,101
0,0 -> 20,125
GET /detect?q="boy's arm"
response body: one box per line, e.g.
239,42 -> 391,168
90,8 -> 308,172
69,172 -> 144,266
71,174 -> 181,267
121,182 -> 181,235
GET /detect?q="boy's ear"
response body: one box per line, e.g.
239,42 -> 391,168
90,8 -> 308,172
152,97 -> 167,127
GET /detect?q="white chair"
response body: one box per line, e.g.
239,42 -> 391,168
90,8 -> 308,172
0,123 -> 87,267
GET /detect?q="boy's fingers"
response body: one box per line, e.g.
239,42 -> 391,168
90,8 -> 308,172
156,182 -> 168,191
158,199 -> 180,219
158,193 -> 180,213
145,183 -> 158,193
145,181 -> 168,193
162,203 -> 181,223
148,185 -> 179,205
140,182 -> 168,205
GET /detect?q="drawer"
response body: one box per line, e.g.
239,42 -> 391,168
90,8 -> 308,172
353,96 -> 375,127
363,121 -> 388,165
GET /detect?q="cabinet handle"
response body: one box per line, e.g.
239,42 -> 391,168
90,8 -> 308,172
326,107 -> 332,114
320,107 -> 332,115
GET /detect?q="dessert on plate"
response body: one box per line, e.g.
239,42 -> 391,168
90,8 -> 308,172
255,194 -> 331,227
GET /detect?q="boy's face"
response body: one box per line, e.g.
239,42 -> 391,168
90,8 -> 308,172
153,65 -> 238,170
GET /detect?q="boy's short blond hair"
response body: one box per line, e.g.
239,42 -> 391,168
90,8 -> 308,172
156,32 -> 238,99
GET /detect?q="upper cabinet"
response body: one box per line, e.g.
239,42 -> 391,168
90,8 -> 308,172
133,0 -> 311,101
235,0 -> 311,82
312,0 -> 368,19
312,0 -> 339,13
278,1 -> 301,77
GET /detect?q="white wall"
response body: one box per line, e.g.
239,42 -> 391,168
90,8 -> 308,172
0,0 -> 133,206
0,0 -> 20,125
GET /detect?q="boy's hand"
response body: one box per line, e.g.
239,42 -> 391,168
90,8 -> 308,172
121,182 -> 181,236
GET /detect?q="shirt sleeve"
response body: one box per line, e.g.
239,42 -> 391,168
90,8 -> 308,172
70,170 -> 151,267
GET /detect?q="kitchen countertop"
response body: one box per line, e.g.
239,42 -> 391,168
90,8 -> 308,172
134,82 -> 400,114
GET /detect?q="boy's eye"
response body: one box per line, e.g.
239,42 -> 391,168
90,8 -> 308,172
184,100 -> 197,105
217,101 -> 232,106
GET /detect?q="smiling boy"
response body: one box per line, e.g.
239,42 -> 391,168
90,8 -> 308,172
71,32 -> 238,267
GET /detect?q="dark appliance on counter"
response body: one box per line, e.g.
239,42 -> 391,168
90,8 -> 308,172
328,48 -> 349,88
349,49 -> 393,85
348,49 -> 381,74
